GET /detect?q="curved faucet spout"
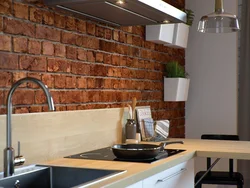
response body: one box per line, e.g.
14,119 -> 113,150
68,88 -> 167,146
4,77 -> 55,177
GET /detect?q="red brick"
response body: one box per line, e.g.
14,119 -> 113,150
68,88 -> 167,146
120,26 -> 132,33
54,13 -> 65,28
28,39 -> 41,55
29,7 -> 43,23
0,0 -> 12,15
86,51 -> 95,62
43,10 -> 54,25
27,72 -> 42,88
113,30 -> 119,41
0,35 -> 11,51
55,106 -> 67,111
132,26 -> 144,36
105,28 -> 112,40
0,71 -> 12,87
29,106 -> 42,113
66,46 -> 77,60
86,22 -> 96,35
13,3 -> 28,19
111,55 -> 120,66
90,64 -> 107,76
0,108 -> 6,114
12,89 -> 35,105
0,52 -> 18,70
96,52 -> 104,63
4,17 -> 35,37
35,90 -> 47,104
50,90 -> 60,104
71,62 -> 90,75
0,90 -> 4,105
87,78 -> 104,89
119,31 -> 126,43
42,41 -> 54,56
100,40 -> 116,52
13,37 -> 28,53
54,44 -> 66,57
65,16 -> 76,31
104,54 -> 111,64
103,79 -> 112,89
66,105 -> 77,111
65,76 -> 77,89
96,26 -> 105,38
132,36 -> 142,47
19,55 -> 46,71
61,31 -> 76,45
0,17 -> 3,32
54,74 -> 66,89
82,36 -> 99,49
61,90 -> 83,103
107,67 -> 121,77
36,25 -> 60,42
116,44 -> 128,55
126,34 -> 132,44
77,77 -> 87,89
12,72 -> 27,88
120,56 -> 126,66
47,58 -> 70,73
77,49 -> 86,61
41,74 -> 54,88
76,19 -> 86,33
88,91 -> 100,102
15,107 -> 29,114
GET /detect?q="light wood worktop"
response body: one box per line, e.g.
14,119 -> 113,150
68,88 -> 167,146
41,138 -> 250,188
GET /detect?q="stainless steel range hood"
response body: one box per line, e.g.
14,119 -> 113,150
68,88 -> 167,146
44,0 -> 187,26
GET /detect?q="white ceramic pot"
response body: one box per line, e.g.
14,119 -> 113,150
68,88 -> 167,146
164,77 -> 190,101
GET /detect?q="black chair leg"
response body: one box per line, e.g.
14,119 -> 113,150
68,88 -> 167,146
195,183 -> 202,188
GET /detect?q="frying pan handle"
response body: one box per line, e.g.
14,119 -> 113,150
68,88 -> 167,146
159,141 -> 184,151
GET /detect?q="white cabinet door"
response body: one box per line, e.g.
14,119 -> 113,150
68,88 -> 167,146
126,180 -> 143,188
142,159 -> 194,188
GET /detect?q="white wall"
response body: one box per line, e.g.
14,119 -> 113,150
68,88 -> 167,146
186,0 -> 238,138
185,1 -> 238,187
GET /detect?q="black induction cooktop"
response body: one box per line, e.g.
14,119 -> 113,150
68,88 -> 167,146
65,147 -> 185,163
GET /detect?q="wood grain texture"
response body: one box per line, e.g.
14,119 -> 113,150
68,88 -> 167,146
0,107 -> 128,171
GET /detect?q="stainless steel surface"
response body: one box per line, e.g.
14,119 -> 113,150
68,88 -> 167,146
44,0 -> 186,26
0,165 -> 125,188
4,77 -> 55,177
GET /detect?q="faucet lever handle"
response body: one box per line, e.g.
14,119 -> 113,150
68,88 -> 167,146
14,141 -> 25,166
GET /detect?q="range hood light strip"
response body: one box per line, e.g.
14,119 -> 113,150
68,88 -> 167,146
105,1 -> 157,23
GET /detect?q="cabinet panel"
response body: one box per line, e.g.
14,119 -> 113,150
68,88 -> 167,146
142,159 -> 194,188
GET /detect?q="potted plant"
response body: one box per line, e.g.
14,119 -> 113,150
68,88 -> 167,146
146,9 -> 194,48
164,61 -> 190,101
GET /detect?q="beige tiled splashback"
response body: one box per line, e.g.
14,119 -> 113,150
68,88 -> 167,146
0,108 -> 128,171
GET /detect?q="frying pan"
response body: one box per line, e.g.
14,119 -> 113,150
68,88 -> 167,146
112,141 -> 184,160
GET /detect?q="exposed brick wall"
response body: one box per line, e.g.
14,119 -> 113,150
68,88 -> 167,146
0,0 -> 186,137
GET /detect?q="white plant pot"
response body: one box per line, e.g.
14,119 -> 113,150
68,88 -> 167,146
164,78 -> 190,101
146,23 -> 189,48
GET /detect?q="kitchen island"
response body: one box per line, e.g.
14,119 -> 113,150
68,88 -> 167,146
42,138 -> 250,188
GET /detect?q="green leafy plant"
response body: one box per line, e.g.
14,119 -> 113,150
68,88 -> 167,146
182,9 -> 195,26
165,61 -> 188,78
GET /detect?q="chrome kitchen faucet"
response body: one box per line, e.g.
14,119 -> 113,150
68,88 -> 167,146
3,77 -> 55,177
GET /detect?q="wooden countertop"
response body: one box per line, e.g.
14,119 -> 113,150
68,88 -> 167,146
42,138 -> 250,188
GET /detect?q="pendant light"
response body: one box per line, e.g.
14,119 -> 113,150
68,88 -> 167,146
198,0 -> 240,33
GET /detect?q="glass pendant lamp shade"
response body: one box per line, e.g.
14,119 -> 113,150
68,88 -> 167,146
198,0 -> 240,33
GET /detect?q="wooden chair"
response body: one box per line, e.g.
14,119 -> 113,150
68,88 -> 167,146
195,134 -> 244,188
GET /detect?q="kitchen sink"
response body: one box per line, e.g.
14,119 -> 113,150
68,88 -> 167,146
0,165 -> 125,188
